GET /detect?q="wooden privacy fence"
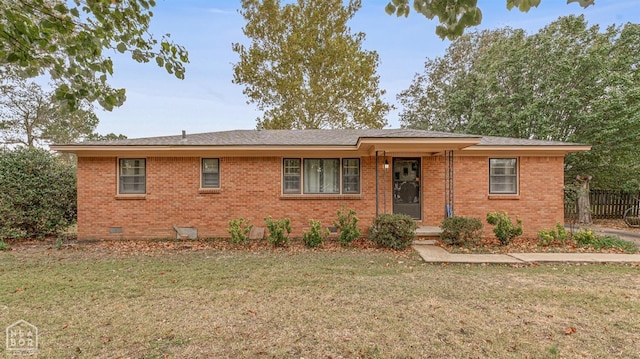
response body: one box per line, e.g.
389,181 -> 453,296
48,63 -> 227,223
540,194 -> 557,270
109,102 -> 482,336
565,189 -> 640,219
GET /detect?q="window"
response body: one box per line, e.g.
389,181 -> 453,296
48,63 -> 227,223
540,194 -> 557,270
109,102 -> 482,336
304,159 -> 339,194
201,158 -> 220,188
489,158 -> 517,194
342,159 -> 360,194
119,158 -> 146,194
283,158 -> 360,195
283,159 -> 301,194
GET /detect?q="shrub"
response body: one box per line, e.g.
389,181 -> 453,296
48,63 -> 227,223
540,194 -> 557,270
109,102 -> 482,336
302,219 -> 329,248
486,211 -> 523,245
439,216 -> 483,245
537,223 -> 568,246
264,216 -> 292,247
572,228 -> 597,246
334,207 -> 361,246
573,229 -> 638,253
0,148 -> 77,239
0,240 -> 10,251
537,230 -> 554,247
590,236 -> 638,253
227,218 -> 253,244
369,213 -> 417,250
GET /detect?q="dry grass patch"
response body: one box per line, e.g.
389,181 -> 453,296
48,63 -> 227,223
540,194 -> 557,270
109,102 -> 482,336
0,243 -> 638,358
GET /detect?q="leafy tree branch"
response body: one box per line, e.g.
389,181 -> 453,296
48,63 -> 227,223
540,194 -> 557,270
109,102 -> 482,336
0,0 -> 189,111
385,0 -> 595,40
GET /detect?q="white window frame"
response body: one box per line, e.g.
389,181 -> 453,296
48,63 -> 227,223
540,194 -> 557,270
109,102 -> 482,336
118,158 -> 146,194
201,158 -> 220,189
489,158 -> 518,194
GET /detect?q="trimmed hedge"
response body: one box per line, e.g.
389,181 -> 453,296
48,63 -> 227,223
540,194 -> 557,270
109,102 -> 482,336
369,213 -> 417,250
0,148 -> 77,239
440,216 -> 483,245
486,211 -> 523,245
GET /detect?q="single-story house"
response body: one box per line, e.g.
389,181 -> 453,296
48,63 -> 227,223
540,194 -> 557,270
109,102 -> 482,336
51,129 -> 590,240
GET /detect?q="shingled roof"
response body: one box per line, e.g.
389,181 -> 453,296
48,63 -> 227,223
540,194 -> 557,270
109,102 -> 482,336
475,135 -> 581,147
68,129 -> 583,147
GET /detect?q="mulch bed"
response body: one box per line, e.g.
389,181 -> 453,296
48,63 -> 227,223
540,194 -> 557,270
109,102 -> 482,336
2,236 -> 416,258
4,218 -> 638,256
435,236 -> 620,254
435,218 -> 640,254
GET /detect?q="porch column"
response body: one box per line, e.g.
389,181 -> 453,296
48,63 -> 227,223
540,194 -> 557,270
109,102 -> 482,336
375,151 -> 379,216
444,150 -> 454,217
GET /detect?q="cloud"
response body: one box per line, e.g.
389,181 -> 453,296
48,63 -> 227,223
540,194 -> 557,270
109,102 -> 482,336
206,7 -> 233,15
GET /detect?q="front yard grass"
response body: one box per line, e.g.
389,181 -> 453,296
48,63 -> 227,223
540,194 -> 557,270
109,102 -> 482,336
1,243 -> 639,358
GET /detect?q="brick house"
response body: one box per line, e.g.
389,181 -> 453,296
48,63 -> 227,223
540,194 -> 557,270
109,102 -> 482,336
51,129 -> 589,240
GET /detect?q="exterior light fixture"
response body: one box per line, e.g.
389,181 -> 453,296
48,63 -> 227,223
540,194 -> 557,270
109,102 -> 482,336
384,159 -> 389,170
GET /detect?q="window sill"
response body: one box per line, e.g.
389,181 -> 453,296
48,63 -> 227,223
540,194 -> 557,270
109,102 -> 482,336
199,188 -> 222,194
488,194 -> 519,200
115,194 -> 146,200
280,194 -> 363,200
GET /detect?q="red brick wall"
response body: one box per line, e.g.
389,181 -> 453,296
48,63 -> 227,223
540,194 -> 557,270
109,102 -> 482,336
420,155 -> 565,237
76,154 -> 565,240
78,156 -> 380,239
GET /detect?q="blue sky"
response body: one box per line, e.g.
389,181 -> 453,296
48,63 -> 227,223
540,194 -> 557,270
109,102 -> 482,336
96,0 -> 640,138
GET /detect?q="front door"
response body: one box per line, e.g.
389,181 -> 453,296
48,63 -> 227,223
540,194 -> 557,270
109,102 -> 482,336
393,158 -> 421,219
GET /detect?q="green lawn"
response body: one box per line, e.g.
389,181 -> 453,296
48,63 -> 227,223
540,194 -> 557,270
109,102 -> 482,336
1,242 -> 639,358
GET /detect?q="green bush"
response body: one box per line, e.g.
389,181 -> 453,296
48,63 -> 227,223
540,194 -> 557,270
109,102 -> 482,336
302,219 -> 329,248
572,228 -> 598,246
369,213 -> 417,250
227,218 -> 253,244
440,216 -> 483,245
573,229 -> 638,253
537,223 -> 568,246
486,211 -> 523,245
590,236 -> 638,253
0,148 -> 77,239
334,207 -> 361,246
264,216 -> 291,247
0,240 -> 10,251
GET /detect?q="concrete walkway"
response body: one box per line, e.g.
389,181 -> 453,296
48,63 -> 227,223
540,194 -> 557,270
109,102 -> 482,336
413,244 -> 640,264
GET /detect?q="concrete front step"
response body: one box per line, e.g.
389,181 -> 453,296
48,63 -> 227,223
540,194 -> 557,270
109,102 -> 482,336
415,226 -> 441,240
413,239 -> 436,245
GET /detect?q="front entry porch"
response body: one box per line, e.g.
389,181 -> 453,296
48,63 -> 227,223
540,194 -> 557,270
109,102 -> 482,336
392,158 -> 421,219
415,226 -> 442,240
374,150 -> 456,227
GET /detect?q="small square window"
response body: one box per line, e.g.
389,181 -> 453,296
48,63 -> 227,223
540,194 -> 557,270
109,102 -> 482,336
119,158 -> 146,194
202,158 -> 220,188
489,158 -> 517,194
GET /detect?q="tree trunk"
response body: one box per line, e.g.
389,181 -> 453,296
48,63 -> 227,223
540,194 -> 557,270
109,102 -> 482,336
576,175 -> 592,224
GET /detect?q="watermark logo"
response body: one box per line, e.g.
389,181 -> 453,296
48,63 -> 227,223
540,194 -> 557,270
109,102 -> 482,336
6,320 -> 38,355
